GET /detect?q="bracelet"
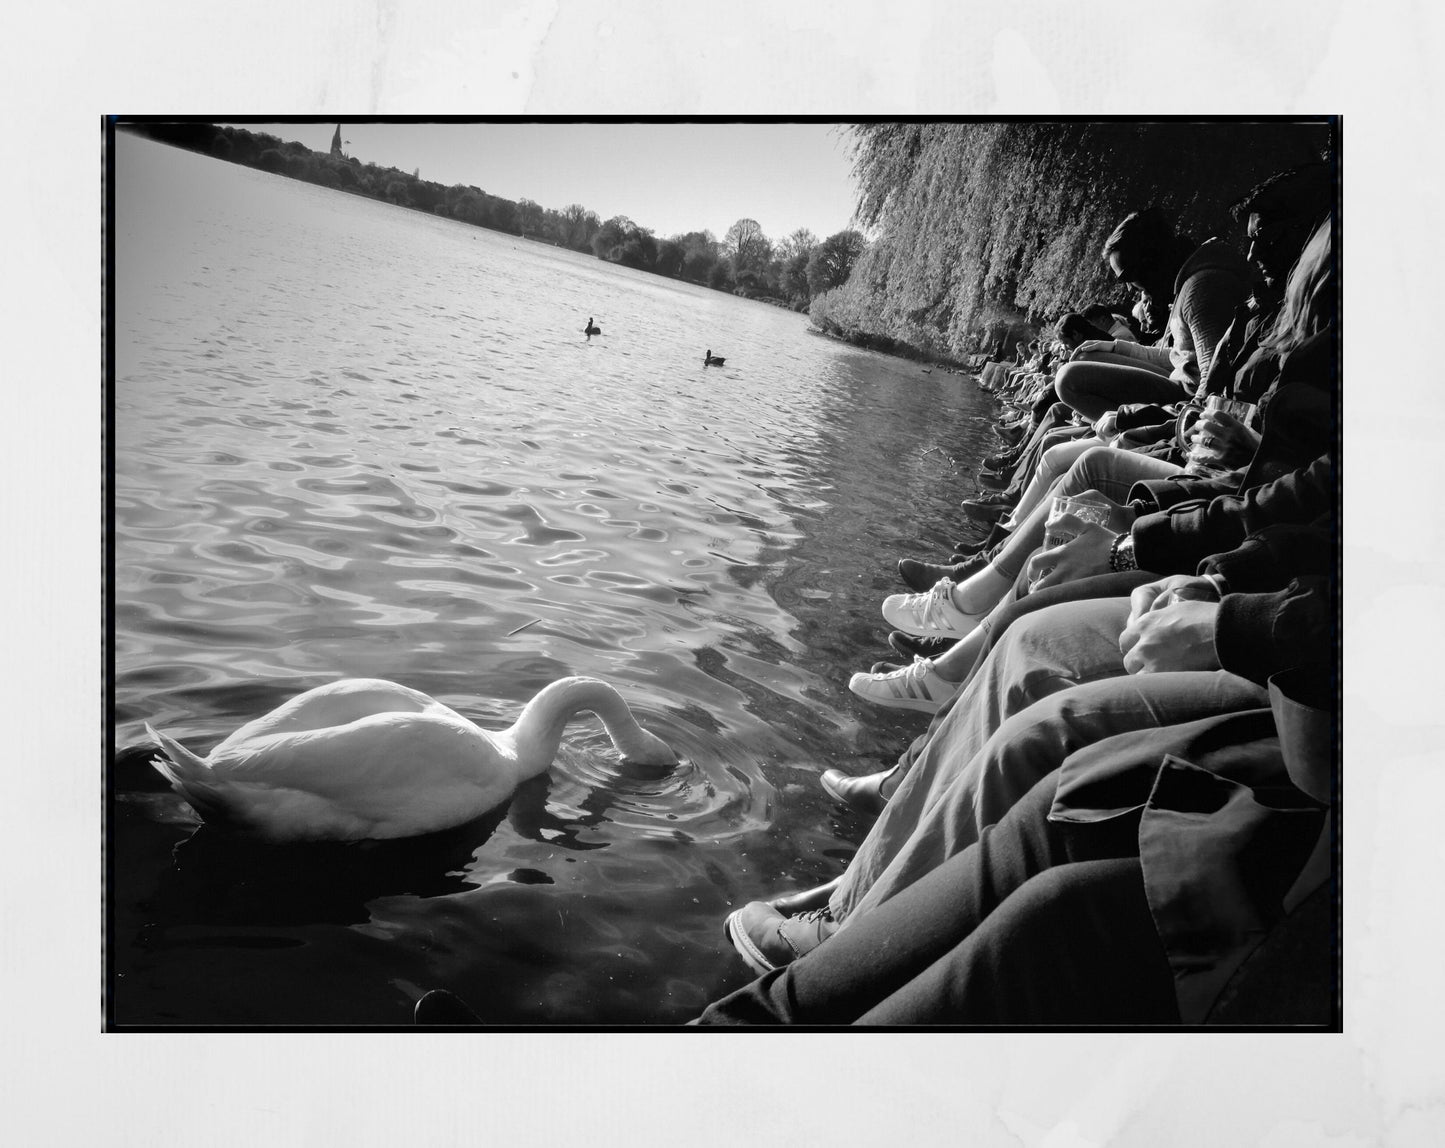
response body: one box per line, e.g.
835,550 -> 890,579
1108,532 -> 1137,572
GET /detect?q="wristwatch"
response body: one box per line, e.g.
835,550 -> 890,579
1108,532 -> 1137,572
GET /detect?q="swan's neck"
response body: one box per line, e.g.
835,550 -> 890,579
501,677 -> 674,779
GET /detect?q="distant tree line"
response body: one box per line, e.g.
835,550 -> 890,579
812,121 -> 1335,360
119,122 -> 863,313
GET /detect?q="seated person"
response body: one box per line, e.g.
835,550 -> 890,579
855,216 -> 1334,704
1055,207 -> 1251,420
723,518 -> 1335,985
700,626 -> 1333,1024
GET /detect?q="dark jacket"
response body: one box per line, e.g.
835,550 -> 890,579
1130,453 -> 1335,577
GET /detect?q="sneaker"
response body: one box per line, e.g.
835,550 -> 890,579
849,657 -> 954,713
898,557 -> 974,593
944,552 -> 991,577
888,630 -> 957,660
881,578 -> 984,639
724,903 -> 839,974
961,494 -> 1014,526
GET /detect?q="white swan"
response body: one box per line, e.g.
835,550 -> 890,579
146,676 -> 676,842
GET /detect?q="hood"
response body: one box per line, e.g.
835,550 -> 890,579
1174,238 -> 1251,296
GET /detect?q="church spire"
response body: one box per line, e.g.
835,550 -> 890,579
330,123 -> 343,158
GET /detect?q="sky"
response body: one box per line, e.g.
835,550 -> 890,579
232,121 -> 861,243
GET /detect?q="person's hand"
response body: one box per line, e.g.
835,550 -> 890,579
1025,521 -> 1116,591
1093,411 -> 1120,441
1070,339 -> 1116,361
1190,408 -> 1261,468
1118,599 -> 1222,674
1127,574 -> 1221,625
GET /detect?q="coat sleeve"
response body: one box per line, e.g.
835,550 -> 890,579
1213,573 -> 1334,687
1131,453 -> 1335,575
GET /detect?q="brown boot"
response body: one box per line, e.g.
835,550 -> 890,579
819,766 -> 899,817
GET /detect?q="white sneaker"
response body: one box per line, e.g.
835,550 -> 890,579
848,657 -> 955,713
880,577 -> 984,639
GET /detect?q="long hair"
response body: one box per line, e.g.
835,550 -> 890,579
1260,217 -> 1335,353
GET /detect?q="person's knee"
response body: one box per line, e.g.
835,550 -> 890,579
1058,445 -> 1117,495
1054,361 -> 1085,406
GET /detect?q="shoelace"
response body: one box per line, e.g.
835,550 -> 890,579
918,579 -> 961,631
873,658 -> 936,701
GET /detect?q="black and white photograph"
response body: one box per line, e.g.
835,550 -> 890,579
106,118 -> 1339,1030
7,2 -> 1443,1142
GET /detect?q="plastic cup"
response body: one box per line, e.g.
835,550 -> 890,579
1043,494 -> 1112,550
1183,395 -> 1258,476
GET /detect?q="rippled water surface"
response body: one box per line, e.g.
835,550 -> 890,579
110,133 -> 1003,1025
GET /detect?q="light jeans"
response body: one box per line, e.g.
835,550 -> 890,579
991,446 -> 1184,578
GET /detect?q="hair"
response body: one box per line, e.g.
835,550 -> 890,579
1259,217 -> 1335,353
1101,207 -> 1190,280
1231,161 -> 1334,225
1056,312 -> 1111,347
1079,304 -> 1119,328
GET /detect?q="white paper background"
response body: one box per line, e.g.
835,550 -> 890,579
4,2 -> 1442,1143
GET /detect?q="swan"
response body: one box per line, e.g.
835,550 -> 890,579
704,349 -> 726,366
146,676 -> 676,843
584,317 -> 602,337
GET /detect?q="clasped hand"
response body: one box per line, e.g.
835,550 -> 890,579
1119,574 -> 1222,674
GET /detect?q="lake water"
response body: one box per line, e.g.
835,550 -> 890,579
110,132 -> 1002,1026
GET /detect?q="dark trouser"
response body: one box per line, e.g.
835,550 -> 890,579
695,770 -> 1179,1025
1054,361 -> 1188,422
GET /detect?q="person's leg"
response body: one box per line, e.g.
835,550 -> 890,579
831,595 -> 1137,913
855,858 -> 1178,1025
698,771 -> 1144,1025
1051,444 -> 1184,503
842,574 -> 1155,808
1003,435 -> 1102,525
933,444 -> 1187,625
1055,360 -> 1188,421
835,664 -> 1269,922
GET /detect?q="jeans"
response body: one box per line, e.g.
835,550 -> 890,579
990,446 -> 1184,578
1055,359 -> 1188,421
698,770 -> 1179,1025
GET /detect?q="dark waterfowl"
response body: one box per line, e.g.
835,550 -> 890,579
704,349 -> 726,366
584,317 -> 602,337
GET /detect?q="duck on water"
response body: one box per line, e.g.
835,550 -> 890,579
704,349 -> 726,366
584,317 -> 602,337
147,676 -> 677,842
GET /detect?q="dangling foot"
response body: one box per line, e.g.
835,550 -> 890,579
848,657 -> 955,714
881,577 -> 986,640
724,903 -> 839,974
897,557 -> 978,593
819,766 -> 899,817
767,875 -> 844,916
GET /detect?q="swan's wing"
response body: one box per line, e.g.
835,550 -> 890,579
213,679 -> 446,751
211,712 -> 516,829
